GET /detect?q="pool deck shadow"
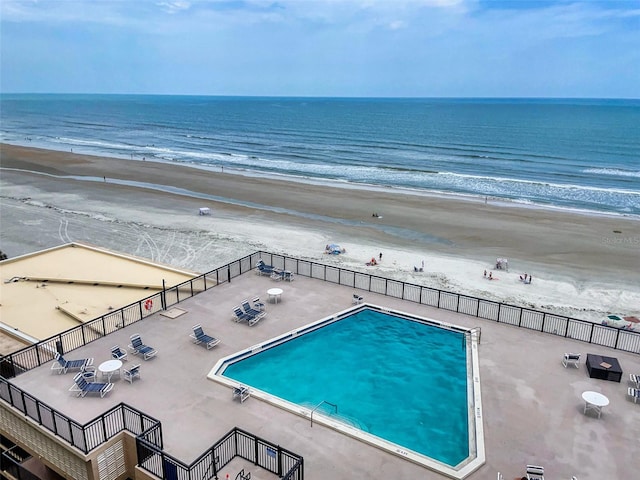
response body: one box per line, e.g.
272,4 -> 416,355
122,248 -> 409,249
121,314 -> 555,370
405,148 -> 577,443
11,272 -> 640,480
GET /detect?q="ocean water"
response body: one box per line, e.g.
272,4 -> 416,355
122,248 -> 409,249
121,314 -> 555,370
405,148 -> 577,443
1,94 -> 639,216
223,309 -> 469,466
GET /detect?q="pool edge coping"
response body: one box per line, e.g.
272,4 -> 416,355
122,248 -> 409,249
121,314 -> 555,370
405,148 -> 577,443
208,303 -> 485,479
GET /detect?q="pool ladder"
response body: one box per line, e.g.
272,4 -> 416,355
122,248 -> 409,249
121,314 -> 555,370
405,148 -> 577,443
310,400 -> 337,427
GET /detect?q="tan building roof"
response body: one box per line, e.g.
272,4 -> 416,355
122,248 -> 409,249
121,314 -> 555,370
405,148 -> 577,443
0,243 -> 197,346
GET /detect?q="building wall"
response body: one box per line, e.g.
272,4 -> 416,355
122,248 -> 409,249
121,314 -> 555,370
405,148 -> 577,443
0,403 -> 140,480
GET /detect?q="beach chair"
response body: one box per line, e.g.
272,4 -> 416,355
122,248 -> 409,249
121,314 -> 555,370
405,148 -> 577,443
69,372 -> 114,398
241,300 -> 262,318
111,345 -> 128,362
251,296 -> 265,311
628,387 -> 640,404
51,352 -> 94,374
629,373 -> 640,388
241,301 -> 266,326
256,260 -> 275,276
526,465 -> 545,480
233,306 -> 252,323
190,324 -> 221,349
562,353 -> 580,368
123,364 -> 141,384
352,293 -> 364,305
128,334 -> 157,360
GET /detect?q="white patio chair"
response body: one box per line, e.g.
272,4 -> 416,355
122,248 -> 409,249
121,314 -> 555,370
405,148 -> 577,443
562,353 -> 580,368
123,364 -> 141,384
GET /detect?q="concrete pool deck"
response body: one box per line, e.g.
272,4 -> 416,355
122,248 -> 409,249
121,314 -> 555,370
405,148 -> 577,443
9,271 -> 640,480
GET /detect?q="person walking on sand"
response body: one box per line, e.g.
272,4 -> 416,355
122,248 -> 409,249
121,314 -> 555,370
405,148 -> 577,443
484,270 -> 487,278
379,252 -> 383,262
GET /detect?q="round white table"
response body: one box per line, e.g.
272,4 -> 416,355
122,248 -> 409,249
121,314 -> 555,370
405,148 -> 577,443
99,359 -> 123,382
267,287 -> 283,304
582,391 -> 609,418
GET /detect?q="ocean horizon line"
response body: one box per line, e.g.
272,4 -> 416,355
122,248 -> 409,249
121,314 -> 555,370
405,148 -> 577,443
1,92 -> 639,103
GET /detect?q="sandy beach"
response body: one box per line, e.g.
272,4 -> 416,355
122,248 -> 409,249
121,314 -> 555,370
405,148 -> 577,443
1,143 -> 639,323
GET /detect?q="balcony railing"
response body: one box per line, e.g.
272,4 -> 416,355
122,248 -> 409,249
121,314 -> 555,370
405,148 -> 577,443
1,251 -> 637,383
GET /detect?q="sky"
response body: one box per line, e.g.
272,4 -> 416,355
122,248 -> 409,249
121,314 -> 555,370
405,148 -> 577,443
1,0 -> 639,98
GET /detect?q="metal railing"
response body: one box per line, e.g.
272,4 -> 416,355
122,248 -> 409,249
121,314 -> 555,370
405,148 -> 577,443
256,251 -> 640,355
0,376 -> 161,454
2,250 -> 636,382
0,375 -> 303,479
0,253 -> 256,380
136,427 -> 303,480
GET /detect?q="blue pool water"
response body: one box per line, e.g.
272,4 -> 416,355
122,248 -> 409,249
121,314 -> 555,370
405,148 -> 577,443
223,309 -> 469,466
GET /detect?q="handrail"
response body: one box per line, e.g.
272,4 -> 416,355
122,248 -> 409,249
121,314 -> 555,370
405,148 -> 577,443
310,400 -> 338,427
257,250 -> 640,355
2,250 -> 638,382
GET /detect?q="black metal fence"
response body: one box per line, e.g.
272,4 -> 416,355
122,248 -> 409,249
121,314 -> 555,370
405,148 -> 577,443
0,374 -> 161,454
136,427 -> 303,480
0,253 -> 255,380
2,250 -> 636,382
257,251 -> 640,355
0,375 -> 304,479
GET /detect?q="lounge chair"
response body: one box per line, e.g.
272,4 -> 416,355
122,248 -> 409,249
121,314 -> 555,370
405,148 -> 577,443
111,345 -> 128,362
241,300 -> 262,317
51,352 -> 94,374
128,334 -> 157,360
69,372 -> 114,398
256,260 -> 275,276
123,364 -> 141,384
526,464 -> 545,480
352,293 -> 364,305
232,306 -> 252,323
628,387 -> 640,404
233,385 -> 250,403
251,296 -> 265,311
241,301 -> 266,326
190,324 -> 221,349
562,353 -> 580,368
630,373 -> 640,388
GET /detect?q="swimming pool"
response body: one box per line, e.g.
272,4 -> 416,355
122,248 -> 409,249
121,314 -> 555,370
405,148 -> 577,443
212,305 -> 484,477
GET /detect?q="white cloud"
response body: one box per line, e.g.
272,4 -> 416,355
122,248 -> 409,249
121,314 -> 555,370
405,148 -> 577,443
157,1 -> 191,14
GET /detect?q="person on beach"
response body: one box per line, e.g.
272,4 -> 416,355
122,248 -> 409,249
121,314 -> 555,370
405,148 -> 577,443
484,270 -> 487,278
489,272 -> 493,280
379,252 -> 383,261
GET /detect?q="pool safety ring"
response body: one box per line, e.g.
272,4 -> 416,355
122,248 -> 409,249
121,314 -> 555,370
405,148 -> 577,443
144,299 -> 153,311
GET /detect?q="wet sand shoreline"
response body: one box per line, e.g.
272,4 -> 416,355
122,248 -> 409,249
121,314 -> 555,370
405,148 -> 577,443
1,143 -> 639,321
